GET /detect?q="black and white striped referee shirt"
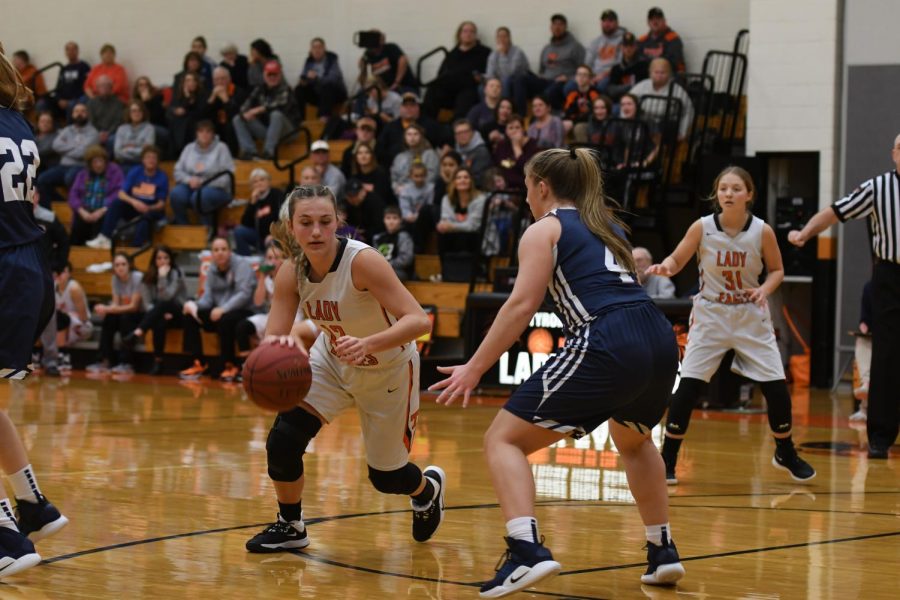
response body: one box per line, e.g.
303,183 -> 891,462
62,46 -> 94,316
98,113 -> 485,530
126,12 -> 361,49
832,170 -> 900,263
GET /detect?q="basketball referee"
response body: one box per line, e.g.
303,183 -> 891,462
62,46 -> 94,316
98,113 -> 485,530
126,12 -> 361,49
789,132 -> 900,459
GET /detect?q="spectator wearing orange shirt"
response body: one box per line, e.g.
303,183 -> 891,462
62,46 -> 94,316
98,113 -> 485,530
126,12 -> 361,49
84,44 -> 129,103
12,50 -> 47,98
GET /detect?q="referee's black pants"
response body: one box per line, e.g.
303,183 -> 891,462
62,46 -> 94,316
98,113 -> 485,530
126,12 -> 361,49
867,261 -> 900,450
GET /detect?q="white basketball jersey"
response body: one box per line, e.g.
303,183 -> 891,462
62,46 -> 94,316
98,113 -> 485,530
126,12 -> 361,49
299,238 -> 415,369
696,214 -> 764,304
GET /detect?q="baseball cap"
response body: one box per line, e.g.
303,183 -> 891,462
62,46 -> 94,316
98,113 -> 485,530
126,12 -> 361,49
345,178 -> 363,195
311,140 -> 330,153
622,32 -> 636,46
401,92 -> 419,104
648,7 -> 665,19
600,9 -> 618,21
263,60 -> 281,75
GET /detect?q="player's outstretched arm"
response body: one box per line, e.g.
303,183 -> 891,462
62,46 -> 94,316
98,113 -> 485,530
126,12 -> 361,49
788,206 -> 839,247
646,219 -> 703,277
429,218 -> 557,407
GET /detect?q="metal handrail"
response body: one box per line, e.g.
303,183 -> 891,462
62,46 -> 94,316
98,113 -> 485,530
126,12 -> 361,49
415,46 -> 449,91
272,125 -> 312,188
733,29 -> 750,56
29,61 -> 62,97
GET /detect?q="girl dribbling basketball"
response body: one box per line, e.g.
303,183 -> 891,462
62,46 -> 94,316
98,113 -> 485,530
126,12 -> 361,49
647,166 -> 816,485
245,185 -> 445,553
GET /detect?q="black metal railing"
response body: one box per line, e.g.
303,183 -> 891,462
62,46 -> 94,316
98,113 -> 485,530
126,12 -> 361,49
272,125 -> 312,188
28,62 -> 62,98
415,47 -> 448,92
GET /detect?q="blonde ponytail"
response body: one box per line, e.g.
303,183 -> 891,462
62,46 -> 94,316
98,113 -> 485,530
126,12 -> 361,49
525,147 -> 636,273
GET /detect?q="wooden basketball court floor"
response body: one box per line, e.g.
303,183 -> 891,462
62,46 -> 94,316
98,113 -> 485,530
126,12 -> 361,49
0,373 -> 897,599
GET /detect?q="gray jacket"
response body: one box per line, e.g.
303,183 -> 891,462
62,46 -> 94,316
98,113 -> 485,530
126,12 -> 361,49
52,123 -> 100,166
197,255 -> 256,312
174,138 -> 235,191
485,45 -> 530,81
539,32 -> 585,80
585,28 -> 625,77
440,193 -> 487,233
455,131 -> 492,186
141,269 -> 188,310
643,274 -> 676,299
114,122 -> 155,163
390,149 -> 439,191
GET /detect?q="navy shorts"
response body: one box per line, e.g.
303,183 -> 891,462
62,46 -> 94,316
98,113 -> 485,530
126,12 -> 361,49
504,301 -> 678,438
0,243 -> 53,378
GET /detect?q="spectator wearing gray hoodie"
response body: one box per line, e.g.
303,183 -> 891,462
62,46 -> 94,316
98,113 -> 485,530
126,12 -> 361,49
452,119 -> 492,188
36,102 -> 100,207
170,120 -> 235,227
180,237 -> 256,381
575,10 -> 626,94
484,27 -> 530,102
509,14 -> 584,112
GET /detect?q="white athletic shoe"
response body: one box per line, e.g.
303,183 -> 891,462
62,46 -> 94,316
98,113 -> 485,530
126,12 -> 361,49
86,234 -> 112,250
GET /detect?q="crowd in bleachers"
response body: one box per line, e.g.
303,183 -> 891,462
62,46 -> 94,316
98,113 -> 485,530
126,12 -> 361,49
16,6 -> 741,381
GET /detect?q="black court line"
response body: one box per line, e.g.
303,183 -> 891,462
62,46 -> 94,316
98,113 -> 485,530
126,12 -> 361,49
559,530 -> 900,576
41,496 -> 900,599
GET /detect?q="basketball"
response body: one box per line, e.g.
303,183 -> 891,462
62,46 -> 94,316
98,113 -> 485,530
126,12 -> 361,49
242,343 -> 313,412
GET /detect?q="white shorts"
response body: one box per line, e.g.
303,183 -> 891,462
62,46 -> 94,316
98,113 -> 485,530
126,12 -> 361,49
304,337 -> 420,471
680,297 -> 785,383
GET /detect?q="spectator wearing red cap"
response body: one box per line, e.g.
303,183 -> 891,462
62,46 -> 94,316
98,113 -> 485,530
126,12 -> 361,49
232,60 -> 299,160
637,7 -> 685,73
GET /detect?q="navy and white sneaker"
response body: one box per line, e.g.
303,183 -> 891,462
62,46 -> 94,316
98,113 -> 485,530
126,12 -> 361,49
641,531 -> 685,585
246,514 -> 310,553
479,537 -> 561,598
15,494 -> 69,542
0,526 -> 41,579
772,448 -> 816,481
411,466 -> 445,542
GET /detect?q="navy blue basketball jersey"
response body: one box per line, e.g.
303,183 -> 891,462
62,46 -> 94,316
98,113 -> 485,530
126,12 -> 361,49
0,108 -> 42,249
544,207 -> 648,333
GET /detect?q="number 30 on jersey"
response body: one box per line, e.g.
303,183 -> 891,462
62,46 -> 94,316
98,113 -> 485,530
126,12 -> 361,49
0,137 -> 40,203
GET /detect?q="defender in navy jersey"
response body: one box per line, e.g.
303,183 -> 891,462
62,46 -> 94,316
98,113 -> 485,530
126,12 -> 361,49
432,148 -> 684,597
0,46 -> 69,578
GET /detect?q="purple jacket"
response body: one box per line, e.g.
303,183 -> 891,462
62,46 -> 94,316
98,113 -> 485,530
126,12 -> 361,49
68,162 -> 125,213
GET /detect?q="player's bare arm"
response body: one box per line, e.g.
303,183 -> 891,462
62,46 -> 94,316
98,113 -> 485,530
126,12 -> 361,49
264,256 -> 302,347
751,224 -> 785,306
648,219 -> 703,277
429,217 -> 557,406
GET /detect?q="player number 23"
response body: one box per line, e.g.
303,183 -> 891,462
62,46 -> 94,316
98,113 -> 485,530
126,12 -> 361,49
0,137 -> 39,203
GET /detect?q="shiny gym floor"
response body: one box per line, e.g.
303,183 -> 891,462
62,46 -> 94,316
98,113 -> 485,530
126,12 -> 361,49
0,373 -> 897,599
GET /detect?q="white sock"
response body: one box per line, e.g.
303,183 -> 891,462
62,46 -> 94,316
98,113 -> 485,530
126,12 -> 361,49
506,516 -> 539,543
645,523 -> 672,546
0,498 -> 19,531
9,464 -> 42,503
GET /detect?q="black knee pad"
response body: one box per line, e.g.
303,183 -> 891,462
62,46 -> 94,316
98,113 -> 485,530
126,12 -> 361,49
760,380 -> 793,434
367,463 -> 423,495
665,377 -> 705,436
266,408 -> 322,482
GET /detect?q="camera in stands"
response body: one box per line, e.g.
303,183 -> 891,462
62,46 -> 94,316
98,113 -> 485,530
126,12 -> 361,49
354,31 -> 382,49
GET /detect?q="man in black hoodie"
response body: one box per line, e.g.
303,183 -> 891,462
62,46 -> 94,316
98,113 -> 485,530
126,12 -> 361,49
422,21 -> 491,120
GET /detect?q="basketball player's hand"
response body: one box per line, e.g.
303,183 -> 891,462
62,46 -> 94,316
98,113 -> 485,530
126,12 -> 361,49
645,263 -> 672,277
748,288 -> 768,308
262,335 -> 309,356
429,364 -> 478,407
334,336 -> 370,365
787,230 -> 806,247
